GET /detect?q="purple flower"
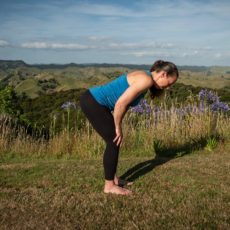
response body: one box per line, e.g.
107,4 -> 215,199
61,101 -> 77,110
198,89 -> 229,113
130,99 -> 152,114
211,101 -> 230,112
174,108 -> 187,120
198,89 -> 219,104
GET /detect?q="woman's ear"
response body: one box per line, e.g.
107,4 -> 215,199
160,70 -> 167,78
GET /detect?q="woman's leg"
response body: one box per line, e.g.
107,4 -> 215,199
79,90 -> 132,195
79,89 -> 120,180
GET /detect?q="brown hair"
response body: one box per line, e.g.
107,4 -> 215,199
149,60 -> 179,99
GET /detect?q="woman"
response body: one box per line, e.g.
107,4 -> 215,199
79,60 -> 179,196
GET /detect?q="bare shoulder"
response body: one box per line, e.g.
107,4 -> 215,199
116,70 -> 152,107
127,70 -> 152,86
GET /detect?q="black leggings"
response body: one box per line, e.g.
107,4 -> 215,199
79,89 -> 120,180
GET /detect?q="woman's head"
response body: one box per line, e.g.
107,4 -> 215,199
149,60 -> 179,99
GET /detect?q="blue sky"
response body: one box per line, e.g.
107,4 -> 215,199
0,0 -> 229,65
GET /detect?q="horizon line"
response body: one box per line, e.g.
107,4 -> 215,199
0,59 -> 229,67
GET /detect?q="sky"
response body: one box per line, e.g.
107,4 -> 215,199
0,0 -> 230,66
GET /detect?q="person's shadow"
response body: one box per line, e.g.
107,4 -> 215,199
119,136 -> 215,183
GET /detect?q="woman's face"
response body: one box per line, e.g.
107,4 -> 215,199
154,70 -> 177,89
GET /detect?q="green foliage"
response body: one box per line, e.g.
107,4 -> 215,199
18,87 -> 87,132
217,86 -> 230,102
0,86 -> 22,116
0,73 -> 14,90
153,139 -> 164,154
205,137 -> 218,152
104,71 -> 124,79
37,78 -> 59,91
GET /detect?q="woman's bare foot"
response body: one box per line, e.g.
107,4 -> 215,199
104,180 -> 133,195
104,184 -> 133,195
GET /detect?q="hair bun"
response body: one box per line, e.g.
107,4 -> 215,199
150,59 -> 178,78
156,60 -> 164,65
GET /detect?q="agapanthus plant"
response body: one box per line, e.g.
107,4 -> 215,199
129,89 -> 229,128
198,89 -> 219,104
198,89 -> 229,112
61,101 -> 77,110
130,99 -> 152,114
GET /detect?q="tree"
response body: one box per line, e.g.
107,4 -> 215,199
0,86 -> 22,117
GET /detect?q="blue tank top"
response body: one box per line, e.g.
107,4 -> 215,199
89,70 -> 152,111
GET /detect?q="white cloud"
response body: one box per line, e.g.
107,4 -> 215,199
87,36 -> 111,42
0,40 -> 10,47
121,48 -> 208,58
102,41 -> 174,50
214,53 -> 222,58
20,42 -> 95,50
19,40 -> 175,51
121,51 -> 174,58
181,50 -> 202,57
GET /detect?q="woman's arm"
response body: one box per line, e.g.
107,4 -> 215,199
114,76 -> 152,128
113,103 -> 128,131
113,76 -> 152,146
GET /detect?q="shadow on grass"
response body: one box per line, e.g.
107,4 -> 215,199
120,135 -> 222,183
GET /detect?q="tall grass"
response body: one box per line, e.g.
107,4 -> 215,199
0,98 -> 229,160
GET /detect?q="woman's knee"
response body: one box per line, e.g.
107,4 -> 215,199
105,140 -> 120,150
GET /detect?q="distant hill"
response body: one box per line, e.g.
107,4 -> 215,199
0,60 -> 230,99
0,60 -> 28,70
1,59 -> 225,71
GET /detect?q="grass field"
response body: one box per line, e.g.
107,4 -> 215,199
1,141 -> 230,229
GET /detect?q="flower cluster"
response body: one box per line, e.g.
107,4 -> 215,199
198,89 -> 229,112
61,101 -> 77,110
130,89 -> 229,123
211,101 -> 230,112
130,99 -> 151,114
198,89 -> 219,104
154,104 -> 206,121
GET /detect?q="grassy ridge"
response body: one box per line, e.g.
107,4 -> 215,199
1,60 -> 230,99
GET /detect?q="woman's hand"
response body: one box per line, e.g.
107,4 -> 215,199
113,126 -> 123,146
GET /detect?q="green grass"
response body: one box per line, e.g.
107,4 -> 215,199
177,73 -> 230,89
0,142 -> 230,229
15,78 -> 41,98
